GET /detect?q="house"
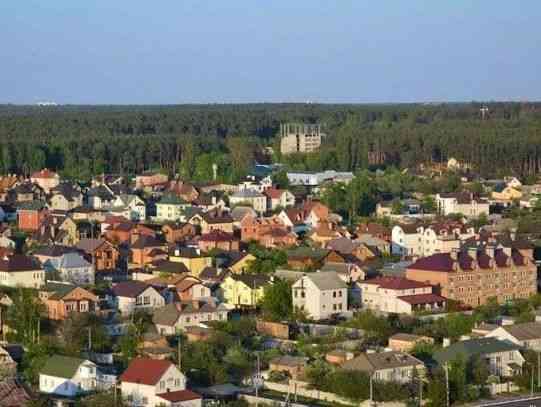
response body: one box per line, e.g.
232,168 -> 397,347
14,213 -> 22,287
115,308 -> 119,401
199,210 -> 234,234
0,345 -> 17,378
433,338 -> 524,377
326,350 -> 355,366
120,358 -> 201,407
76,238 -> 119,272
112,281 -> 165,315
135,172 -> 169,190
86,184 -> 116,209
173,276 -> 212,301
222,274 -> 270,308
153,300 -> 229,335
39,282 -> 99,321
198,230 -> 240,252
10,181 -> 44,203
185,326 -> 214,342
169,247 -> 212,277
287,170 -> 353,187
162,223 -> 196,244
49,182 -> 83,211
230,189 -> 267,213
325,237 -> 378,262
264,188 -> 295,211
0,254 -> 45,289
17,201 -> 48,232
231,206 -> 258,228
111,194 -> 146,221
39,355 -> 97,397
0,175 -> 19,202
357,277 -> 446,315
214,251 -> 256,274
167,180 -> 199,203
342,351 -> 425,383
356,222 -> 392,242
31,213 -> 79,246
30,169 -> 60,193
388,333 -> 435,352
485,322 -> 541,351
240,216 -> 296,248
406,245 -> 537,307
156,194 -> 190,222
43,252 -> 95,285
292,271 -> 348,321
308,223 -> 345,246
131,235 -> 168,266
0,378 -> 35,405
269,356 -> 308,380
492,186 -> 522,202
435,192 -> 489,218
286,247 -> 329,270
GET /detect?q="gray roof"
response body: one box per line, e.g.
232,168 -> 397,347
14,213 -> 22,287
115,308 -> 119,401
46,252 -> 91,270
76,238 -> 109,253
231,189 -> 264,199
342,351 -> 423,372
230,206 -> 257,222
302,271 -> 347,290
153,301 -> 228,326
433,338 -> 521,365
501,322 -> 541,341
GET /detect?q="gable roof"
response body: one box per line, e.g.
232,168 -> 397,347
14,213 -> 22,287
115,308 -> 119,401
0,255 -> 41,272
157,390 -> 201,403
302,271 -> 347,290
228,273 -> 270,289
76,238 -> 112,254
41,355 -> 88,379
433,338 -> 521,365
500,322 -> 541,341
119,358 -> 174,385
112,281 -> 153,298
361,277 -> 432,290
342,351 -> 422,372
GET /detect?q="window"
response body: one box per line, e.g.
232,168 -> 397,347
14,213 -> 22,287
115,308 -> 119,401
143,296 -> 150,305
333,291 -> 337,298
160,380 -> 165,389
338,291 -> 343,297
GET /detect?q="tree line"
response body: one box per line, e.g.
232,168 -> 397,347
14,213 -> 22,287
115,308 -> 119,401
1,102 -> 541,181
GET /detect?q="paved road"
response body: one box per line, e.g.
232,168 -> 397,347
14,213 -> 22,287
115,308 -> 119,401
475,396 -> 541,407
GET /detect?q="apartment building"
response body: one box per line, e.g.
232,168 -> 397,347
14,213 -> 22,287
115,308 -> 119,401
280,123 -> 322,155
435,192 -> 489,218
406,244 -> 537,307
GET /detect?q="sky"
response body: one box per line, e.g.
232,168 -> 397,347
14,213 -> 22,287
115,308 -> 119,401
1,1 -> 540,104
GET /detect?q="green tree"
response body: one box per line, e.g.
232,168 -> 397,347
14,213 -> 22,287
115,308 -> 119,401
426,369 -> 447,407
260,279 -> 292,321
469,355 -> 489,386
6,287 -> 45,346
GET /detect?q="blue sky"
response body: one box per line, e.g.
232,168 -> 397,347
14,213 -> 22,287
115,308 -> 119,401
2,1 -> 540,104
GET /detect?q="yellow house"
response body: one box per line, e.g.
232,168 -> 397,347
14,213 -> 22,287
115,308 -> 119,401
169,247 -> 212,277
492,186 -> 522,202
222,274 -> 270,308
229,253 -> 257,274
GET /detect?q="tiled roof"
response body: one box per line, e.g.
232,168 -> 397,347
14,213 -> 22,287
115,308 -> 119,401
434,338 -> 521,365
0,255 -> 41,272
362,277 -> 432,290
397,293 -> 446,305
502,322 -> 541,341
342,351 -> 423,372
199,230 -> 237,242
119,358 -> 173,385
157,390 -> 201,402
112,281 -> 151,298
302,271 -> 347,290
31,169 -> 58,179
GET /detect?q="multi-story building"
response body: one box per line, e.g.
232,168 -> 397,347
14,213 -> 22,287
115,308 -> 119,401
292,271 -> 348,320
280,123 -> 322,155
342,351 -> 425,383
406,244 -> 537,307
435,192 -> 489,218
357,277 -> 446,314
229,189 -> 267,213
391,221 -> 475,257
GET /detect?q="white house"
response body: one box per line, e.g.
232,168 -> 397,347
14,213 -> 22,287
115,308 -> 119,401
0,254 -> 45,289
153,301 -> 229,335
111,194 -> 146,221
44,252 -> 95,285
120,358 -> 201,407
357,276 -> 446,315
485,322 -> 541,351
435,192 -> 489,218
264,188 -> 296,210
112,281 -> 165,315
292,271 -> 348,321
39,355 -> 97,397
229,189 -> 267,214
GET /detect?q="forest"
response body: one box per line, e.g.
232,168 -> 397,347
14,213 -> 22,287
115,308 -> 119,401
1,102 -> 541,182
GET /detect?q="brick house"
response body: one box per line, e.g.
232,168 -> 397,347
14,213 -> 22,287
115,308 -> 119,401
240,215 -> 296,247
76,238 -> 119,272
131,236 -> 168,266
39,282 -> 99,321
17,201 -> 48,232
406,244 -> 537,307
198,230 -> 240,252
162,223 -> 196,244
30,168 -> 60,193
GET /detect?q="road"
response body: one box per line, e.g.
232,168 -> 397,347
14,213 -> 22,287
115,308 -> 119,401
474,396 -> 541,407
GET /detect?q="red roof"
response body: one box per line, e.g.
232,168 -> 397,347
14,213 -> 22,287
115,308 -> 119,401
119,358 -> 174,385
31,169 -> 58,179
199,230 -> 237,242
265,188 -> 285,199
362,276 -> 432,290
397,293 -> 447,305
157,389 -> 201,402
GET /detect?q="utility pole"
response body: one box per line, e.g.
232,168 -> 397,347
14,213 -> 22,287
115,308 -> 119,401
177,335 -> 182,370
88,327 -> 92,351
537,352 -> 540,389
532,366 -> 535,396
255,352 -> 260,407
369,373 -> 374,407
419,377 -> 423,407
444,364 -> 450,407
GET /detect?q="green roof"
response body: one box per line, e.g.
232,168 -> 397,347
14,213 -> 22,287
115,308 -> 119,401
433,338 -> 521,365
41,355 -> 87,379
